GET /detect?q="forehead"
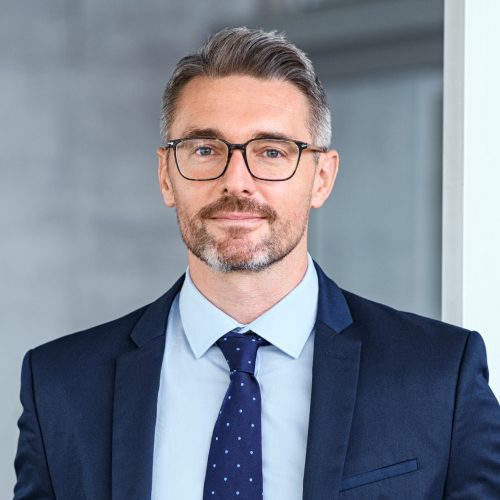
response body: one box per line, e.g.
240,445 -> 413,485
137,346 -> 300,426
170,75 -> 312,141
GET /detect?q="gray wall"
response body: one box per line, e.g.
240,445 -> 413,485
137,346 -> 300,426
1,0 -> 443,495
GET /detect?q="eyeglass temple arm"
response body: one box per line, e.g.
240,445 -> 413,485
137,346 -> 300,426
305,144 -> 328,153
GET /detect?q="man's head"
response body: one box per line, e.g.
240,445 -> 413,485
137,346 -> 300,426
161,27 -> 332,150
157,28 -> 338,274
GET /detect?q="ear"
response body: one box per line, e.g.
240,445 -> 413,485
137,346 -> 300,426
157,147 -> 176,207
310,149 -> 339,209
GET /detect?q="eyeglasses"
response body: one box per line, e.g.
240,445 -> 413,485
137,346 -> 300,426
162,137 -> 326,181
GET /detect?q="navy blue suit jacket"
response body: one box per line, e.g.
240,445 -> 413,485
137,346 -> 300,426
14,264 -> 500,499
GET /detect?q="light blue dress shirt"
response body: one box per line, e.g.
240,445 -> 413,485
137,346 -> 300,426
151,255 -> 318,500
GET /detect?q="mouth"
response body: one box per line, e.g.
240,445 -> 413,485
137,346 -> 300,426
209,212 -> 267,225
211,211 -> 266,220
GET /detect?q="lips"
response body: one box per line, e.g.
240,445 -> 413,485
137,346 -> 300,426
210,212 -> 266,221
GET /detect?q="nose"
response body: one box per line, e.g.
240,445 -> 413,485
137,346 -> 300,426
220,148 -> 256,196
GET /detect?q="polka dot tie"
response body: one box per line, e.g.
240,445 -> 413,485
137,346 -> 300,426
203,330 -> 268,499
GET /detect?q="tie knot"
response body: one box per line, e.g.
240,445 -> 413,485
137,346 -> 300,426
217,331 -> 268,374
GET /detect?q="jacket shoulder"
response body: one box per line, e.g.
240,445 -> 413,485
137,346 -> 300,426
339,289 -> 474,371
342,288 -> 471,338
29,304 -> 149,370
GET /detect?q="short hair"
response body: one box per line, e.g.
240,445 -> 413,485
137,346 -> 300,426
160,27 -> 331,148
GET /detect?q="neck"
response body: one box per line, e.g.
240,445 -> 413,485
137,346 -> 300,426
187,242 -> 309,324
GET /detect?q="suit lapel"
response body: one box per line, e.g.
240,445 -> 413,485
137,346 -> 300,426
303,264 -> 361,500
111,276 -> 184,500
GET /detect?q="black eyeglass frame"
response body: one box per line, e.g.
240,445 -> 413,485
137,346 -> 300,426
162,137 -> 327,182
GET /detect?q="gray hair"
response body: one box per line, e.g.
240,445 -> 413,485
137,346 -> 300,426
160,27 -> 331,148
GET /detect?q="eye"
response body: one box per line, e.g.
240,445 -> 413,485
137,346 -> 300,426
263,148 -> 283,159
184,139 -> 226,158
194,145 -> 215,156
251,139 -> 294,161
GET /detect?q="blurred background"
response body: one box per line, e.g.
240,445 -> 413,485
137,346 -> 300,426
1,0 -> 444,494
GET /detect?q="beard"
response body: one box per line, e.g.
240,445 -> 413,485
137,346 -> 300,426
175,195 -> 308,273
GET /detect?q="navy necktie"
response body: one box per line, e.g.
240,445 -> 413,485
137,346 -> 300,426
203,331 -> 268,499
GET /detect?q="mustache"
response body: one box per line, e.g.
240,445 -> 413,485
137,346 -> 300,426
198,196 -> 277,222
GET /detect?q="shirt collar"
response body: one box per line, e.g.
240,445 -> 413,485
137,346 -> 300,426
179,254 -> 318,360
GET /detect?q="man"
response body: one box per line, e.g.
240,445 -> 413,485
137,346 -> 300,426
14,27 -> 500,500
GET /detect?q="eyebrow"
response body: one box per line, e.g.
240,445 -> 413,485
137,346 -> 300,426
181,127 -> 221,139
179,127 -> 296,142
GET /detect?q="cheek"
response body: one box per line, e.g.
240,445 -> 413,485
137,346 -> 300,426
174,190 -> 218,229
272,194 -> 311,226
279,183 -> 313,212
171,186 -> 206,216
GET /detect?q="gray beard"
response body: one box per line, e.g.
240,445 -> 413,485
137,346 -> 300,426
176,195 -> 308,273
185,223 -> 300,273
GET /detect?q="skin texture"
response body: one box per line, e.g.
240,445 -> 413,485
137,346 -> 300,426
157,75 -> 339,323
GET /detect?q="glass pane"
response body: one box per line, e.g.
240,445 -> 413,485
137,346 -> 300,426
176,139 -> 227,179
248,139 -> 298,179
177,139 -> 227,164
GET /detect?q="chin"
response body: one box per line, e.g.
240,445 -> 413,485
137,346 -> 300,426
198,240 -> 295,273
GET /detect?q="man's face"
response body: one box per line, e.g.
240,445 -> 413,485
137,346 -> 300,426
157,75 -> 337,272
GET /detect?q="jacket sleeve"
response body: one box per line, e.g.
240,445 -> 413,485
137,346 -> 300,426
13,350 -> 56,500
444,331 -> 500,498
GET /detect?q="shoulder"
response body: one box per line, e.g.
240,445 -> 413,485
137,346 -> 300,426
339,289 -> 475,371
315,261 -> 471,353
27,305 -> 149,376
343,288 -> 470,338
27,275 -> 185,372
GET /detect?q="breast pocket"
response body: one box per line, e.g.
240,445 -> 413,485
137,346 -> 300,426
340,458 -> 419,492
